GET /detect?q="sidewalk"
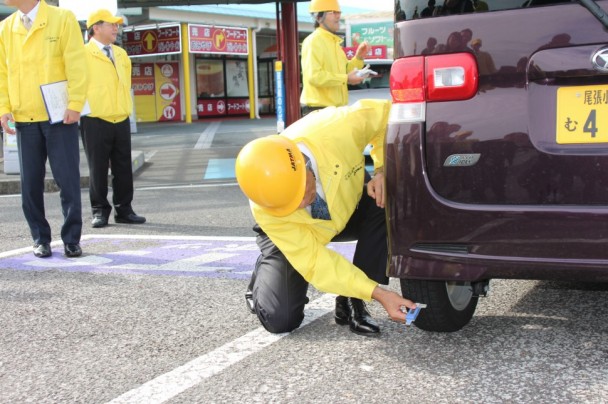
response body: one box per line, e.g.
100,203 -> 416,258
0,144 -> 145,196
0,117 -> 277,195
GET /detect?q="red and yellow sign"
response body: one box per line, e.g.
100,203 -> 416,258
197,99 -> 250,117
132,62 -> 181,122
123,25 -> 181,57
342,45 -> 388,60
188,24 -> 249,55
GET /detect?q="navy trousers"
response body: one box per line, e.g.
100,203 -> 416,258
16,121 -> 82,245
248,175 -> 388,333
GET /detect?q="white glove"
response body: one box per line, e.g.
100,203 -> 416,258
355,64 -> 378,79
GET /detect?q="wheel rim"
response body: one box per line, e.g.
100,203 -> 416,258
445,282 -> 473,311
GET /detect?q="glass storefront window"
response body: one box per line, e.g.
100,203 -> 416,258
225,60 -> 249,97
196,59 -> 225,98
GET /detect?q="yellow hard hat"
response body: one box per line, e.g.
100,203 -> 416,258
235,135 -> 307,217
309,0 -> 341,13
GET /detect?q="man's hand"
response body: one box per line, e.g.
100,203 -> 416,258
372,286 -> 417,324
367,171 -> 385,208
63,109 -> 81,125
1,113 -> 15,135
355,41 -> 370,61
347,69 -> 365,85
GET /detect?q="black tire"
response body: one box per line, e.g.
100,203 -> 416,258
400,279 -> 478,332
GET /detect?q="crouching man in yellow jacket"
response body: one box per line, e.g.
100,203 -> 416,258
235,99 -> 416,336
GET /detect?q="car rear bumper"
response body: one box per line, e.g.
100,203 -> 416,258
385,121 -> 608,283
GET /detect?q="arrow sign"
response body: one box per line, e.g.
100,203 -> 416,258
143,31 -> 157,52
159,83 -> 177,100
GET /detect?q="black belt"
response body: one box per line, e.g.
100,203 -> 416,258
301,105 -> 325,117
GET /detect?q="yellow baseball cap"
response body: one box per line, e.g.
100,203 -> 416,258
86,9 -> 124,29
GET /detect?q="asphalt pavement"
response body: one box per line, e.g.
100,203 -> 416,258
1,116 -> 608,403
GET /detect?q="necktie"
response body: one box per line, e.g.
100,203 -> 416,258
21,15 -> 32,31
310,193 -> 331,220
302,153 -> 331,220
103,45 -> 114,64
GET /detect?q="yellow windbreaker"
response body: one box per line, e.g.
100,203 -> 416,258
252,99 -> 391,301
84,41 -> 133,123
299,27 -> 364,108
0,0 -> 87,122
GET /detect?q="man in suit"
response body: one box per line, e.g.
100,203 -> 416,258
80,9 -> 145,228
236,100 -> 417,336
0,0 -> 87,258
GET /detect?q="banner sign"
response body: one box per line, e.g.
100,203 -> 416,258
188,24 -> 249,55
197,98 -> 250,117
350,22 -> 393,48
132,63 -> 155,95
274,61 -> 285,133
123,25 -> 181,57
342,45 -> 388,60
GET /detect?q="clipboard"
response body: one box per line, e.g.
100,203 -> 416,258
40,80 -> 90,124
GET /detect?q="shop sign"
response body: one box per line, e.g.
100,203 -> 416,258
197,98 -> 250,117
123,24 -> 181,57
188,24 -> 249,55
132,63 -> 155,95
342,45 -> 388,60
350,22 -> 393,48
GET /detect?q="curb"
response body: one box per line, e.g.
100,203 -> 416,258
0,150 -> 145,195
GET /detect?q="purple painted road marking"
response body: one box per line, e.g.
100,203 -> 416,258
0,237 -> 356,280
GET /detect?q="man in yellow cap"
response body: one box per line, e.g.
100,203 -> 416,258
299,0 -> 370,116
236,99 -> 417,336
0,0 -> 87,258
80,9 -> 146,228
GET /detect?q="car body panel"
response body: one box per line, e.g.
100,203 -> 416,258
387,0 -> 608,283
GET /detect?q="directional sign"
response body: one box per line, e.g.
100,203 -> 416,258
122,25 -> 181,57
188,24 -> 249,55
159,82 -> 177,100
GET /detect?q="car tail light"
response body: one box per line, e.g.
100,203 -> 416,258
389,56 -> 426,103
390,53 -> 478,104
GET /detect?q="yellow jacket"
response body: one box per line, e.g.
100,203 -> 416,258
252,99 -> 391,301
300,27 -> 364,108
0,0 -> 87,122
84,41 -> 133,122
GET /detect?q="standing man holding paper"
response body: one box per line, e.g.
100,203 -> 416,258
80,9 -> 145,228
299,0 -> 369,116
0,0 -> 87,258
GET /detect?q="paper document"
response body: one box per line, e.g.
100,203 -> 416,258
40,81 -> 90,124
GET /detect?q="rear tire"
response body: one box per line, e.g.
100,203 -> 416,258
400,279 -> 478,332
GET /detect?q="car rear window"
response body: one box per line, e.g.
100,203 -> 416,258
396,0 -> 573,21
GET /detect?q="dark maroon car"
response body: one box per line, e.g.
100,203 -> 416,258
387,0 -> 608,331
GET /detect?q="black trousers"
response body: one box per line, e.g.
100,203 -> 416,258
248,176 -> 388,333
80,116 -> 134,218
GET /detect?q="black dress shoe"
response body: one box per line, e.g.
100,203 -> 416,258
334,295 -> 350,325
64,244 -> 82,258
245,290 -> 255,314
349,298 -> 380,336
115,213 -> 146,224
33,243 -> 52,258
91,216 -> 108,228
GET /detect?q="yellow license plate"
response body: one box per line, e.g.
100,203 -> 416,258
556,85 -> 608,144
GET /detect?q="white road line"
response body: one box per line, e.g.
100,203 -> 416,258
107,293 -> 335,404
194,121 -> 221,149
